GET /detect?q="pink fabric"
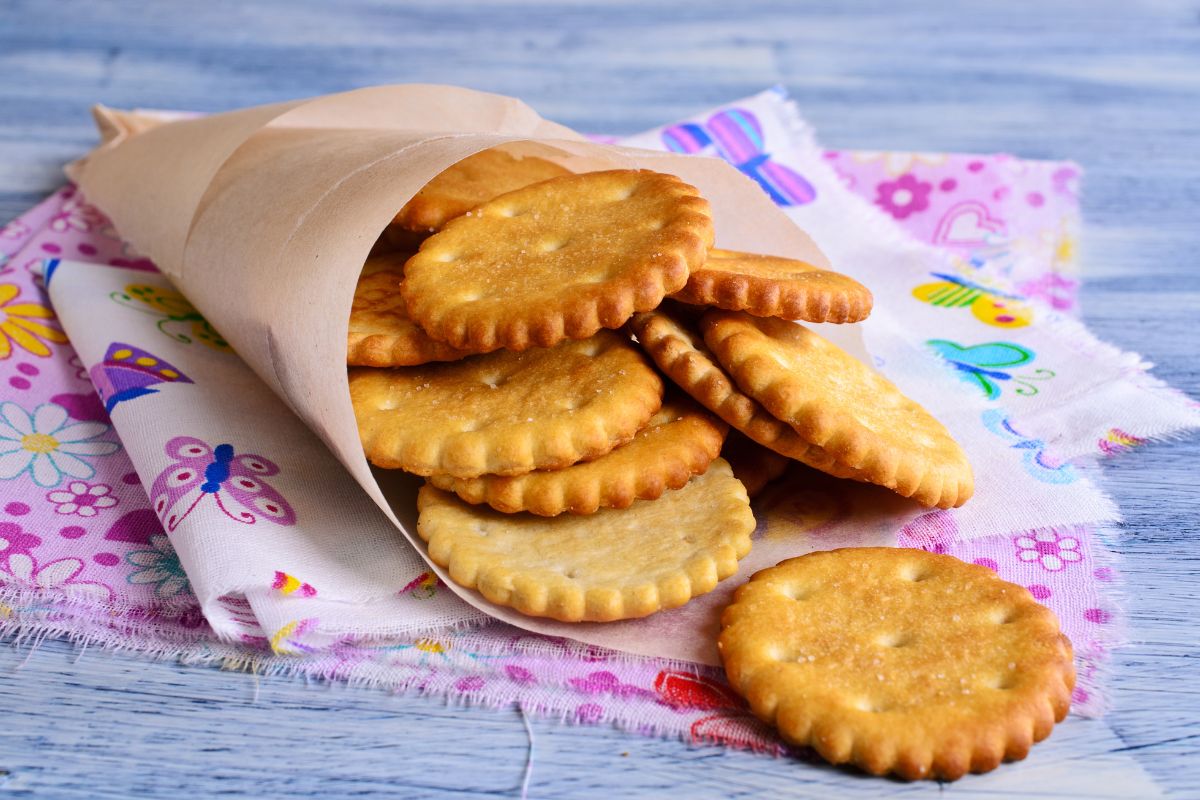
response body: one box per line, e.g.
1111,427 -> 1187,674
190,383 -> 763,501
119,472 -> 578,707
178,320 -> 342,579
0,144 -> 1137,749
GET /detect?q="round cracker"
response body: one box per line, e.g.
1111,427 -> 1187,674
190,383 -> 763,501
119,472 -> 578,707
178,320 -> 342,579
430,394 -> 727,515
671,248 -> 873,322
393,148 -> 573,231
628,307 -> 842,470
351,331 -> 662,478
417,458 -> 755,622
402,170 -> 714,353
347,254 -> 474,367
701,311 -> 973,509
719,548 -> 1075,780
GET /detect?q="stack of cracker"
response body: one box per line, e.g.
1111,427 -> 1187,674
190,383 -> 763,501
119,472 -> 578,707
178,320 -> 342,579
347,149 -> 1080,782
347,148 -> 975,624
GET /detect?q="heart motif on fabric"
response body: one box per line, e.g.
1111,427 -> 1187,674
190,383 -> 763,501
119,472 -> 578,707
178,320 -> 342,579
933,201 -> 1006,247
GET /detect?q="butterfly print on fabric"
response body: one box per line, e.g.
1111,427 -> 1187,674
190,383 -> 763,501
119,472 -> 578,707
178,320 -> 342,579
149,436 -> 296,531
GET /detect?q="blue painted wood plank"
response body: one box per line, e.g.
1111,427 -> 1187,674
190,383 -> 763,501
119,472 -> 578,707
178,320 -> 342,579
1,0 -> 1198,796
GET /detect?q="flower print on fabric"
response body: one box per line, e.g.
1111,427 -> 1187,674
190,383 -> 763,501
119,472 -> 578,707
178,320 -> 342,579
0,521 -> 41,567
110,284 -> 232,353
149,436 -> 296,531
1098,428 -> 1147,456
926,340 -> 1055,400
1014,529 -> 1082,572
46,481 -> 118,517
662,108 -> 816,206
90,342 -> 194,413
0,401 -> 121,488
125,534 -> 191,599
400,570 -> 441,599
0,553 -> 113,601
982,409 -> 1077,484
0,282 -> 69,359
875,173 -> 932,220
912,272 -> 1034,328
653,670 -> 782,753
272,571 -> 316,597
48,193 -> 107,235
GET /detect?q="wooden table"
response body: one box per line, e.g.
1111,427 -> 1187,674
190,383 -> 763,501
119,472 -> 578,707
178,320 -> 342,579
1,2 -> 1196,796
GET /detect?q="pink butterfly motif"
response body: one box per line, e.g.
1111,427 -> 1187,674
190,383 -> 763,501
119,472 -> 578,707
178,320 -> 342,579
149,436 -> 296,531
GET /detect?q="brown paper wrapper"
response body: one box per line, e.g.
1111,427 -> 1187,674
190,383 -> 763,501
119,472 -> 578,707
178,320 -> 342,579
69,84 -> 873,664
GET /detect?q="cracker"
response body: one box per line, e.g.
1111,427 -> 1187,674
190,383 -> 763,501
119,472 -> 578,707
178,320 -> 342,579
671,248 -> 873,322
627,307 -> 841,470
350,330 -> 662,478
347,253 -> 474,367
416,458 -> 755,622
393,148 -> 573,231
402,170 -> 714,352
702,311 -> 973,509
719,548 -> 1074,780
720,430 -> 791,498
429,394 -> 727,515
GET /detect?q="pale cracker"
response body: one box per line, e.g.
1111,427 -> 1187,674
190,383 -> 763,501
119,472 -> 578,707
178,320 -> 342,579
429,394 -> 728,515
671,248 -> 873,322
351,330 -> 662,478
417,458 -> 755,622
392,148 -> 572,231
719,547 -> 1075,780
402,170 -> 714,352
347,253 -> 474,367
702,311 -> 973,509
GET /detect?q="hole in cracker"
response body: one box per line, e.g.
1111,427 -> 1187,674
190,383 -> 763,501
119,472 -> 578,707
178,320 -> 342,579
498,207 -> 519,218
613,185 -> 637,201
899,564 -> 931,582
436,252 -> 459,263
853,697 -> 887,713
778,584 -> 811,602
647,218 -> 665,231
986,674 -> 1017,690
990,607 -> 1017,625
875,631 -> 912,648
579,339 -> 605,357
481,373 -> 506,389
542,239 -> 570,252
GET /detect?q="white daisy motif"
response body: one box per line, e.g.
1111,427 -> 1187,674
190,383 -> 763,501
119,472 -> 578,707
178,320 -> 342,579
46,481 -> 119,517
1,553 -> 112,600
1014,529 -> 1082,572
0,401 -> 120,488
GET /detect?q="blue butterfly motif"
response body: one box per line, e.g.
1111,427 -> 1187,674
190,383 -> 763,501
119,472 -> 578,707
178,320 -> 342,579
927,339 -> 1055,400
981,409 -> 1076,484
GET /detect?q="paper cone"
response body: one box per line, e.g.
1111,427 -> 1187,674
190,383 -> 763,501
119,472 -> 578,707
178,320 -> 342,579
69,84 -> 875,663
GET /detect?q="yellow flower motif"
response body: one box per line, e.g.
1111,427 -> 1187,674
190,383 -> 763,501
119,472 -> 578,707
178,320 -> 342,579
0,283 -> 68,359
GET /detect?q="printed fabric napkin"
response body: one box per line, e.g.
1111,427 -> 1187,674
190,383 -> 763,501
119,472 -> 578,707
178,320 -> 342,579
1,88 -> 1196,749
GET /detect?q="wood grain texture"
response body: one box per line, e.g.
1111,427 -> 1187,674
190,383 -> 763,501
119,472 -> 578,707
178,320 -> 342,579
1,0 -> 1198,797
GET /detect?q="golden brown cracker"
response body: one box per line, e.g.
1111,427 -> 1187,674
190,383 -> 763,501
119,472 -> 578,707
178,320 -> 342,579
719,548 -> 1074,780
429,394 -> 727,515
720,430 -> 791,498
351,331 -> 662,478
347,254 -> 473,367
417,458 -> 755,622
627,307 -> 841,470
392,148 -> 572,231
671,248 -> 873,322
702,311 -> 973,509
402,170 -> 714,353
